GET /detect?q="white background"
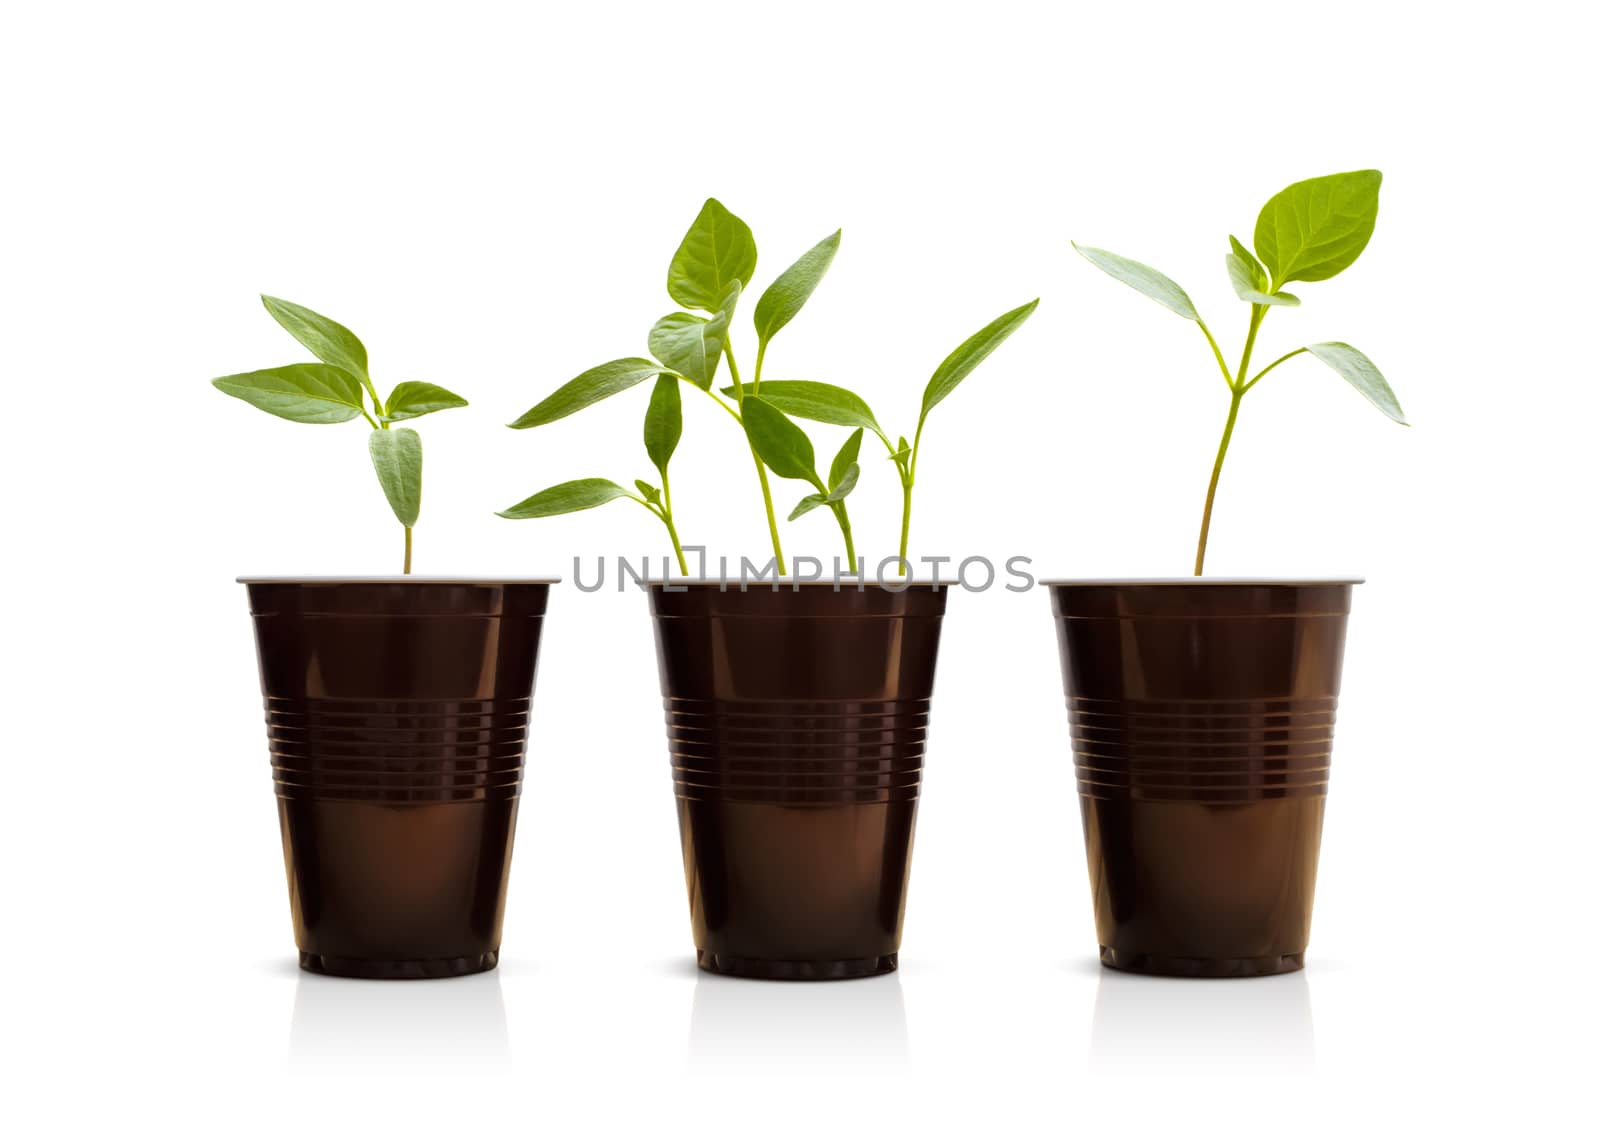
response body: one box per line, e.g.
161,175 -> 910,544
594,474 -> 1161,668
3,1 -> 1596,1133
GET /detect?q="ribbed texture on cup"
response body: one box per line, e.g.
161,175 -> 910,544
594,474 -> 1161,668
665,696 -> 928,805
1067,695 -> 1335,804
243,580 -> 548,975
267,695 -> 529,804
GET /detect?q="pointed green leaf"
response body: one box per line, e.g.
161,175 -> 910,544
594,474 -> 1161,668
788,492 -> 829,522
212,363 -> 366,424
497,478 -> 634,519
667,198 -> 757,313
741,396 -> 822,487
719,379 -> 886,443
1225,235 -> 1299,306
368,428 -> 422,528
649,283 -> 739,389
890,436 -> 911,465
827,463 -> 859,501
1073,244 -> 1197,320
754,229 -> 840,346
1254,170 -> 1382,288
921,298 -> 1039,418
261,296 -> 369,381
643,373 -> 682,474
383,380 -> 469,421
829,428 -> 864,491
1304,342 -> 1407,424
634,479 -> 661,505
1226,252 -> 1300,307
509,358 -> 662,429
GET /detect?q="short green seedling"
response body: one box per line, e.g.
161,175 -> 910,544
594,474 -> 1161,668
211,296 -> 468,572
1074,170 -> 1407,574
500,199 -> 1036,575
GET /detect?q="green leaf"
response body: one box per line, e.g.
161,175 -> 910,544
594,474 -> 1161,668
212,363 -> 366,424
1226,257 -> 1300,307
723,379 -> 886,443
1304,342 -> 1407,425
509,358 -> 662,429
1073,244 -> 1197,320
1253,170 -> 1382,288
788,492 -> 829,521
643,373 -> 682,475
829,427 -> 864,491
889,436 -> 911,465
1225,236 -> 1300,307
921,298 -> 1039,418
827,463 -> 859,500
667,198 -> 757,313
634,479 -> 661,505
741,396 -> 822,487
261,296 -> 369,381
754,229 -> 841,346
497,478 -> 634,519
383,380 -> 469,421
649,283 -> 739,389
368,428 -> 422,528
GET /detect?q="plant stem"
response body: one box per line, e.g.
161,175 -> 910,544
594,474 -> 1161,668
1193,389 -> 1241,576
753,340 -> 767,395
725,342 -> 786,574
896,476 -> 912,574
662,511 -> 689,575
830,502 -> 858,569
1241,347 -> 1308,393
1193,304 -> 1268,576
659,469 -> 688,574
403,526 -> 413,574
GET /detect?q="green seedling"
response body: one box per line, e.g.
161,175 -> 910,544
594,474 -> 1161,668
1074,170 -> 1407,574
501,198 -> 1035,575
210,296 -> 467,572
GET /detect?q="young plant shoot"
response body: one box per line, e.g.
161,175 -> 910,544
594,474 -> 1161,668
1073,170 -> 1407,574
502,198 -> 1036,575
211,296 -> 467,572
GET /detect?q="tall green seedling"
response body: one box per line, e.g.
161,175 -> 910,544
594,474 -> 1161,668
211,296 -> 468,572
501,199 -> 1035,574
1074,170 -> 1407,574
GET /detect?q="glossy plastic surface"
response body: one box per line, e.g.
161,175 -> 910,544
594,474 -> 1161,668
244,580 -> 550,979
1050,582 -> 1354,978
650,584 -> 948,980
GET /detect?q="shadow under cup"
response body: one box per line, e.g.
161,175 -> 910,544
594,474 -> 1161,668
244,579 -> 551,979
1049,581 -> 1356,978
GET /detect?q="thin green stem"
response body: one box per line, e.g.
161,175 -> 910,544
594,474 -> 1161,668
362,409 -> 380,429
753,339 -> 767,395
1235,304 -> 1267,386
1241,347 -> 1308,393
403,526 -> 413,575
725,340 -> 786,574
1193,304 -> 1270,576
1194,389 -> 1242,577
828,500 -> 858,570
896,475 -> 913,575
661,511 -> 688,575
1196,318 -> 1235,389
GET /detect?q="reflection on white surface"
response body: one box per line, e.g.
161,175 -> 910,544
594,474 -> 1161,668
689,972 -> 908,1063
289,970 -> 509,1063
1091,969 -> 1315,1067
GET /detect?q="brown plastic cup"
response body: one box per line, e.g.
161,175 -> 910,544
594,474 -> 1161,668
650,582 -> 948,980
1048,579 -> 1358,978
241,578 -> 553,979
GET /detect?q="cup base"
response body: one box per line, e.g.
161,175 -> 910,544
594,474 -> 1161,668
696,950 -> 898,981
298,949 -> 499,980
1099,946 -> 1304,978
